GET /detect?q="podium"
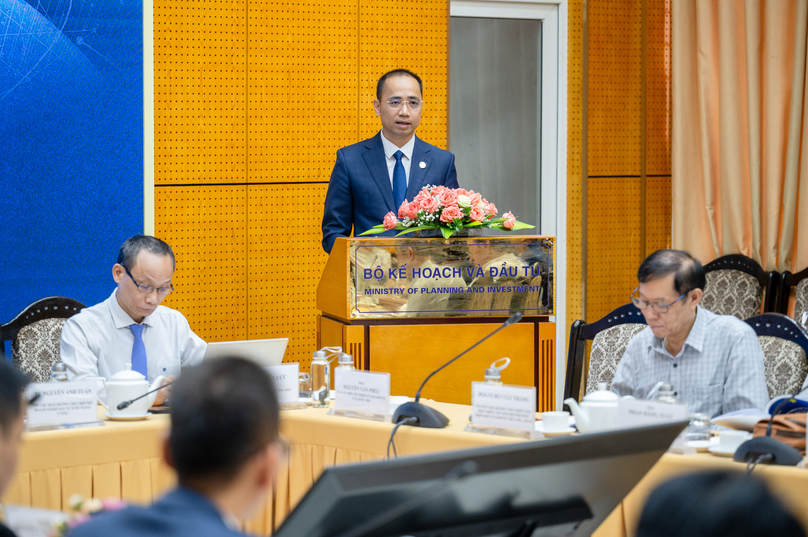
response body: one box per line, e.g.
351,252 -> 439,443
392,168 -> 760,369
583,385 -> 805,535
316,235 -> 556,410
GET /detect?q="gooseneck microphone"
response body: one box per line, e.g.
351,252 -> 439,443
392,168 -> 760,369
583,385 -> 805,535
392,312 -> 523,428
117,379 -> 176,411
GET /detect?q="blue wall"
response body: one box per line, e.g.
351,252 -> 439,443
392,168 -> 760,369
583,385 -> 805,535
0,0 -> 144,354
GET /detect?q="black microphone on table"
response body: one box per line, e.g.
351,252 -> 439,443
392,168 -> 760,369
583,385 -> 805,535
117,379 -> 176,411
733,395 -> 803,467
392,311 -> 523,429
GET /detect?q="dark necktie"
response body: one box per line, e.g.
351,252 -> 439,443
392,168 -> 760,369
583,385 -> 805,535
130,324 -> 148,377
393,150 -> 407,209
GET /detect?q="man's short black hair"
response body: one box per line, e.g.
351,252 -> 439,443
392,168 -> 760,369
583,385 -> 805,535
169,357 -> 280,487
116,235 -> 176,270
637,249 -> 706,295
376,69 -> 423,100
637,471 -> 804,537
0,359 -> 30,438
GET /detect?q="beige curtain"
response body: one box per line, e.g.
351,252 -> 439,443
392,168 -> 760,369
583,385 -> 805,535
673,0 -> 808,272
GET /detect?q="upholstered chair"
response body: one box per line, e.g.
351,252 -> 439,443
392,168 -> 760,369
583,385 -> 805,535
745,313 -> 808,400
700,254 -> 778,320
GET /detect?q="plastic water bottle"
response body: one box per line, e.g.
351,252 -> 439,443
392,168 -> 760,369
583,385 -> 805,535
483,357 -> 511,386
310,351 -> 330,407
337,353 -> 355,371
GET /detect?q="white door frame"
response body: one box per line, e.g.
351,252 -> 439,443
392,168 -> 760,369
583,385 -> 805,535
450,0 -> 568,409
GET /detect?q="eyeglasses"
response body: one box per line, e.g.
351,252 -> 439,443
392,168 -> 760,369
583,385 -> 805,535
630,287 -> 686,314
125,266 -> 174,296
384,99 -> 423,110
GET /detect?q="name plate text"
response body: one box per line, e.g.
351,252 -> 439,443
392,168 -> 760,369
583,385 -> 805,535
265,363 -> 300,404
27,382 -> 97,427
471,382 -> 536,432
334,369 -> 390,416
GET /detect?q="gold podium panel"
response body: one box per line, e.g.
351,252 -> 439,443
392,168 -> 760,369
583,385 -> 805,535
316,236 -> 556,410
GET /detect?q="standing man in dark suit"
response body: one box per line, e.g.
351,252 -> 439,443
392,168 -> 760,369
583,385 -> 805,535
321,69 -> 459,253
0,360 -> 29,537
69,357 -> 283,537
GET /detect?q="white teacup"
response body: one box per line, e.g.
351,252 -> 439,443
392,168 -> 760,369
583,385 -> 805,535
541,411 -> 570,432
718,430 -> 748,450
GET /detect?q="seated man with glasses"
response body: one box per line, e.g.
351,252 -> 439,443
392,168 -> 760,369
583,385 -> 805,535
611,249 -> 768,417
70,357 -> 284,537
321,68 -> 459,253
61,235 -> 206,405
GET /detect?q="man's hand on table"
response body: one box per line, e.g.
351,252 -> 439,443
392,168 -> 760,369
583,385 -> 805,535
152,376 -> 175,407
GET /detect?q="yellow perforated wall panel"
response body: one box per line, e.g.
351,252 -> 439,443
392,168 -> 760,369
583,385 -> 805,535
154,0 -> 246,185
587,0 -> 643,177
587,176 -> 643,320
567,0 -> 585,337
646,0 -> 672,175
247,0 -> 358,182
154,0 -> 448,365
247,184 -> 328,366
155,186 -> 248,341
358,0 -> 449,147
646,175 -> 672,253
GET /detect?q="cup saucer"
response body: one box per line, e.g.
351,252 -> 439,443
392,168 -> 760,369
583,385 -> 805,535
542,427 -> 577,437
103,412 -> 151,421
707,444 -> 739,457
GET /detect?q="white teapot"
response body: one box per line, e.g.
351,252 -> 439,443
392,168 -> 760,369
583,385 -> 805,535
98,370 -> 166,416
564,382 -> 632,433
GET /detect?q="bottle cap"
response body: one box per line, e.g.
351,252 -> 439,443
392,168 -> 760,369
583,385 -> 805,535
312,350 -> 327,359
52,363 -> 67,373
338,353 -> 353,365
485,357 -> 511,377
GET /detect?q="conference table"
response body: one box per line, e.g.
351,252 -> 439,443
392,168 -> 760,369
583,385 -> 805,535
4,403 -> 808,536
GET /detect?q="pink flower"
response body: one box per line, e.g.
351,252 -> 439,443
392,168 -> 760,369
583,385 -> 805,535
405,201 -> 420,219
470,206 -> 486,222
397,201 -> 409,219
484,202 -> 498,217
420,195 -> 440,214
101,498 -> 127,512
383,212 -> 398,230
430,185 -> 446,196
439,189 -> 458,207
440,206 -> 463,223
68,514 -> 91,529
469,192 -> 482,206
455,188 -> 468,196
503,211 -> 516,230
414,189 -> 432,204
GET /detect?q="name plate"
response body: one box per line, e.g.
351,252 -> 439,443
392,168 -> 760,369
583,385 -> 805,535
616,399 -> 688,428
471,382 -> 536,432
334,369 -> 390,416
265,363 -> 300,404
26,382 -> 98,427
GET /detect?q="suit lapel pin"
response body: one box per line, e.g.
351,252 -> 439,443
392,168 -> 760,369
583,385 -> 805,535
419,161 -> 426,169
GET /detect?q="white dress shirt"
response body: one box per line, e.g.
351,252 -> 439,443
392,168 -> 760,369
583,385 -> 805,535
380,130 -> 416,188
60,289 -> 207,384
611,306 -> 769,417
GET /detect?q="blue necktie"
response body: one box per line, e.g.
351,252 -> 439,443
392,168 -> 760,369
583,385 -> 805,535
392,150 -> 407,210
130,324 -> 148,377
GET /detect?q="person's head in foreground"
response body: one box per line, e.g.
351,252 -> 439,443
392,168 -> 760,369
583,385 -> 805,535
167,356 -> 282,520
113,235 -> 176,324
0,359 -> 29,502
632,249 -> 705,343
636,471 -> 805,537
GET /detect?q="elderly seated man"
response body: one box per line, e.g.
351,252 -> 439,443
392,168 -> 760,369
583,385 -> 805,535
60,235 -> 207,405
611,249 -> 768,417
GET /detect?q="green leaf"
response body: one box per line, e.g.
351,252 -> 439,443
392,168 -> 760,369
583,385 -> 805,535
394,225 -> 435,237
465,221 -> 483,227
441,226 -> 454,239
512,221 -> 535,230
359,226 -> 389,236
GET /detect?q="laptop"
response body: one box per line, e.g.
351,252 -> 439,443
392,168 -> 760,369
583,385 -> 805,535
203,338 -> 289,367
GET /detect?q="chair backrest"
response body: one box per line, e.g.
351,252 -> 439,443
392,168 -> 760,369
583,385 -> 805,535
777,265 -> 808,322
564,303 -> 647,403
701,254 -> 776,319
745,313 -> 808,400
2,297 -> 86,383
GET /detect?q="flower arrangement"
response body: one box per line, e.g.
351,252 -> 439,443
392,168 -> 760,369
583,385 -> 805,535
54,494 -> 126,536
361,186 -> 534,239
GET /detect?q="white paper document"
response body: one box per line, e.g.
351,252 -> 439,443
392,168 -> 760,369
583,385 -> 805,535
265,363 -> 300,404
334,369 -> 390,416
26,382 -> 98,428
471,382 -> 536,432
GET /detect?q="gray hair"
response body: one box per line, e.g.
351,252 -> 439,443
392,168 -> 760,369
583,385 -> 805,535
116,235 -> 175,270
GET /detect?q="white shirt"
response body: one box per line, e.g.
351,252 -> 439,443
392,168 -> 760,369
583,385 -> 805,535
60,289 -> 207,383
380,130 -> 416,188
611,306 -> 769,417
